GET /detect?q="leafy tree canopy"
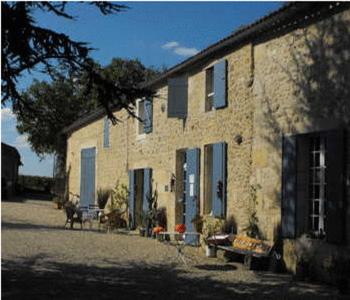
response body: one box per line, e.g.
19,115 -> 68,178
2,2 -> 156,122
15,58 -> 161,158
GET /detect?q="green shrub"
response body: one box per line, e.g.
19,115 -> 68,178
108,181 -> 128,213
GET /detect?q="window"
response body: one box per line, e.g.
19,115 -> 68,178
204,60 -> 227,111
282,129 -> 345,243
205,67 -> 214,111
309,136 -> 327,237
137,100 -> 145,135
136,99 -> 153,135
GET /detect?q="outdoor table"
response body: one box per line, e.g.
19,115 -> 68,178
157,231 -> 200,266
78,206 -> 104,229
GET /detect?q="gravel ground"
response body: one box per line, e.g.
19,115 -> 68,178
2,199 -> 346,299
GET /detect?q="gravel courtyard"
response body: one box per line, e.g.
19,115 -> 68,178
2,199 -> 345,299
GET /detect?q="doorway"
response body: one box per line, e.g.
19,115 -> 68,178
128,168 -> 152,229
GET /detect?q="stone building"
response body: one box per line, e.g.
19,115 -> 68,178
1,143 -> 22,199
64,3 -> 350,275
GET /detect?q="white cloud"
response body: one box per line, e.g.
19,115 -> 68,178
174,47 -> 199,57
1,107 -> 15,121
14,134 -> 30,149
162,41 -> 180,50
161,41 -> 199,57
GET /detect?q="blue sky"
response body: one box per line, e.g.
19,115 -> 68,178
1,1 -> 282,177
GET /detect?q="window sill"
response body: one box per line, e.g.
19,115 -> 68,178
136,133 -> 147,141
204,108 -> 216,114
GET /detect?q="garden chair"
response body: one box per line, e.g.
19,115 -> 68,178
99,210 -> 127,232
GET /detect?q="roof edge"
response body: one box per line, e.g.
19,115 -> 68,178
145,2 -> 349,88
63,2 -> 349,134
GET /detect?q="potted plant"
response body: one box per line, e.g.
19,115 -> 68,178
138,211 -> 148,237
201,216 -> 224,258
153,226 -> 165,241
52,196 -> 64,209
97,188 -> 111,209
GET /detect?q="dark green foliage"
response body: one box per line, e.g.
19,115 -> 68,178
18,175 -> 54,193
155,207 -> 167,229
97,188 -> 111,209
221,215 -> 237,234
14,58 -> 161,161
1,2 -> 157,124
191,214 -> 203,233
15,77 -> 96,158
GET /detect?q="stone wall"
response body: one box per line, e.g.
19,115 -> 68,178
66,8 -> 350,273
251,8 -> 350,272
67,43 -> 255,233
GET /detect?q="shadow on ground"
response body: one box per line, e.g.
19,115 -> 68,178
2,221 -> 68,232
1,193 -> 52,203
2,255 -> 338,300
1,221 -> 109,234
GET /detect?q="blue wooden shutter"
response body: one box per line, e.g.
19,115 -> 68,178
185,148 -> 200,245
325,129 -> 345,244
281,136 -> 296,238
213,59 -> 227,109
143,99 -> 153,134
80,147 -> 96,207
103,117 -> 109,147
143,168 -> 152,213
168,76 -> 188,118
128,170 -> 136,230
212,142 -> 227,217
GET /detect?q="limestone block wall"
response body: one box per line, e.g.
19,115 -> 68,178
251,9 -> 350,271
66,44 -> 255,233
66,9 -> 350,268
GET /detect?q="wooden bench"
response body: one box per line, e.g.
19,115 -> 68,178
207,235 -> 279,270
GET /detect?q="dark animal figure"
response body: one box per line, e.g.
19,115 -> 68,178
64,204 -> 83,229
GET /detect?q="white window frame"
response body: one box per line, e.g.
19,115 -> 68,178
309,136 -> 327,237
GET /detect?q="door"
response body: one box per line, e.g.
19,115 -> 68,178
80,147 -> 96,207
129,168 -> 152,230
185,148 -> 200,245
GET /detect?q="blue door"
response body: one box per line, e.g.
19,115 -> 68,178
80,147 -> 96,207
185,148 -> 200,245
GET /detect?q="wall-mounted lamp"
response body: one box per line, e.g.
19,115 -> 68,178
170,174 -> 176,192
161,103 -> 166,113
234,134 -> 243,145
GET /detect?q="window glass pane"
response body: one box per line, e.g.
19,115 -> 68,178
314,152 -> 320,167
314,217 -> 319,230
314,185 -> 320,199
315,169 -> 321,183
205,67 -> 214,112
308,134 -> 327,236
314,137 -> 320,151
314,201 -> 319,214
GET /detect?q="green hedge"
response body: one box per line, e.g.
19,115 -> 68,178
18,175 -> 54,193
